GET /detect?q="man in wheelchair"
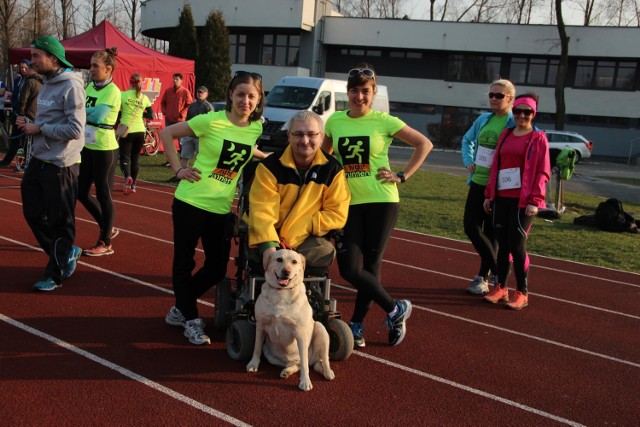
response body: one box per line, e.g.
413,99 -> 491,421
248,110 -> 350,273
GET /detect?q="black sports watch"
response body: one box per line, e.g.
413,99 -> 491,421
397,171 -> 406,183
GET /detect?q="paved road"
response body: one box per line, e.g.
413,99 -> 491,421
390,147 -> 640,205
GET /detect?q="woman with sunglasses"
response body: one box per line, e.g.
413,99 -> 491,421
461,79 -> 516,295
160,71 -> 267,345
483,93 -> 550,310
322,63 -> 432,348
118,73 -> 154,195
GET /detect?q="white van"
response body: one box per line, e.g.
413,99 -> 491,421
259,76 -> 389,152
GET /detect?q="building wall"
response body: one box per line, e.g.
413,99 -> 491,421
140,1 -> 640,159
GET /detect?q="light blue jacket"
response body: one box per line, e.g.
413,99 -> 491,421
461,112 -> 515,185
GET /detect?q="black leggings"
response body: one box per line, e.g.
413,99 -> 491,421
463,182 -> 497,278
171,198 -> 231,320
118,131 -> 145,182
492,197 -> 533,293
78,147 -> 118,244
337,202 -> 398,324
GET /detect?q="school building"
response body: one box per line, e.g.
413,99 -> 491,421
141,0 -> 640,160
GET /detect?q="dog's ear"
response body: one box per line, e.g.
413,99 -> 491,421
298,253 -> 306,272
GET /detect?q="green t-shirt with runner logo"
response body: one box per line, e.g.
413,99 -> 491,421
175,110 -> 262,214
471,114 -> 508,186
85,82 -> 121,150
325,109 -> 405,205
120,90 -> 151,134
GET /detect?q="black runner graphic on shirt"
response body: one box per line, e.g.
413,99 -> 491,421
208,139 -> 252,184
337,136 -> 371,178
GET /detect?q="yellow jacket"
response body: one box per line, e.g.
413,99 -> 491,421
248,146 -> 350,250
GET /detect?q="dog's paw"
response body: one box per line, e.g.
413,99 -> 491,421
280,366 -> 297,379
298,377 -> 313,392
246,359 -> 260,372
324,368 -> 335,381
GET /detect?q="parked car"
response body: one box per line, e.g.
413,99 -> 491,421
212,101 -> 226,112
543,130 -> 593,164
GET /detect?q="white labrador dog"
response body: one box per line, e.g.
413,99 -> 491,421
246,249 -> 335,391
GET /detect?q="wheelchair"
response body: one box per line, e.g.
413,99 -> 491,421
214,161 -> 354,362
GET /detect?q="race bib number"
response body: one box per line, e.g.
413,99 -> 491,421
474,146 -> 495,168
497,167 -> 521,190
84,126 -> 97,145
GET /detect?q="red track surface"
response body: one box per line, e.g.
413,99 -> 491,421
1,170 -> 639,426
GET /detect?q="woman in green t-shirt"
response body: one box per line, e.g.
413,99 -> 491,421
160,71 -> 267,346
118,73 -> 153,195
79,47 -> 121,257
322,63 -> 432,349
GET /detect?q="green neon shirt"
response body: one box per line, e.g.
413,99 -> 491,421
85,82 -> 121,150
325,109 -> 405,205
471,114 -> 508,186
120,90 -> 151,133
175,110 -> 262,213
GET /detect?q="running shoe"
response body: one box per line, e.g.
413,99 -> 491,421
123,177 -> 133,195
466,275 -> 489,294
184,318 -> 211,345
386,300 -> 412,346
62,245 -> 82,279
165,306 -> 187,327
506,291 -> 529,310
32,276 -> 60,292
349,322 -> 366,348
83,241 -> 114,257
484,285 -> 509,304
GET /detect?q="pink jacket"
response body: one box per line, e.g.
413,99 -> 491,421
485,128 -> 551,209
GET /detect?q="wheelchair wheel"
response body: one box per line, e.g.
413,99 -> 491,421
214,278 -> 233,330
143,130 -> 160,156
226,319 -> 255,361
327,318 -> 353,361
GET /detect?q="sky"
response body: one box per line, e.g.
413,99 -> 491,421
402,1 -> 584,25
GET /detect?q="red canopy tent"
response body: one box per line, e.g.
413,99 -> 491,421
8,20 -> 195,138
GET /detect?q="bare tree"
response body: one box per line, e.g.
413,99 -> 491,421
554,0 -> 569,130
121,0 -> 141,40
57,0 -> 75,39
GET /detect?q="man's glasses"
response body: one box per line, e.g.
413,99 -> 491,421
348,68 -> 375,78
488,92 -> 506,99
512,108 -> 534,117
290,132 -> 320,140
234,71 -> 262,81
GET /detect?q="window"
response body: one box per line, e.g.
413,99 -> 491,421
510,57 -> 558,86
448,54 -> 501,83
575,60 -> 637,90
229,34 -> 247,64
335,92 -> 349,111
261,34 -> 299,66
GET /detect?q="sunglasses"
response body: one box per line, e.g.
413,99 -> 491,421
512,108 -> 534,117
348,68 -> 375,78
488,92 -> 506,99
234,70 -> 262,81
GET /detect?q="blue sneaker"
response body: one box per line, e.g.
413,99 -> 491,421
33,277 -> 60,292
386,300 -> 412,346
62,245 -> 82,279
349,322 -> 366,348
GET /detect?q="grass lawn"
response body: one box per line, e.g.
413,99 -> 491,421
111,154 -> 640,275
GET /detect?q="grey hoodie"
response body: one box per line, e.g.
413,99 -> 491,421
32,70 -> 86,167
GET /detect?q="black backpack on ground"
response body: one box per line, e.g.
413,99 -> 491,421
594,198 -> 637,233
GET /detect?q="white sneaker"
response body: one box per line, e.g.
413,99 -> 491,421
466,275 -> 489,294
184,318 -> 211,345
165,306 -> 187,327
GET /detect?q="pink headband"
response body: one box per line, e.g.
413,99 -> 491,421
513,97 -> 537,113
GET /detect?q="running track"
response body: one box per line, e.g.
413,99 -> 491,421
1,170 -> 639,426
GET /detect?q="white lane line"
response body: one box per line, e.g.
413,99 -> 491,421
0,313 -> 250,427
383,259 -> 640,320
355,351 -> 585,427
391,235 -> 640,287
